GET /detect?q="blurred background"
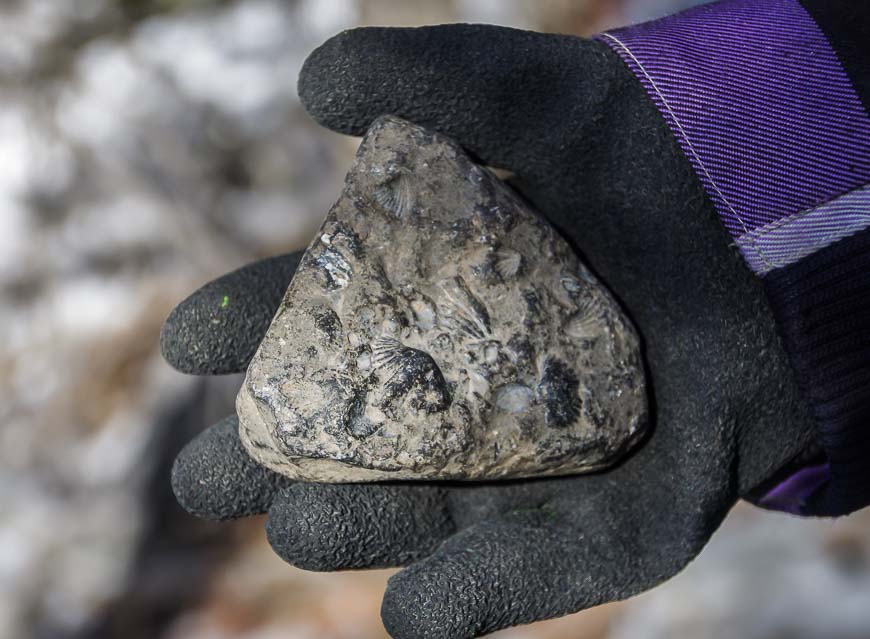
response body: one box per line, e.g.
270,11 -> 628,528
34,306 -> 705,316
2,1 -> 869,638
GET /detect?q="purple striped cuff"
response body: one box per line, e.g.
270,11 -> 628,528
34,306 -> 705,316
597,0 -> 870,516
597,0 -> 870,275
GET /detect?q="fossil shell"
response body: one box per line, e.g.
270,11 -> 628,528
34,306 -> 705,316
237,116 -> 647,481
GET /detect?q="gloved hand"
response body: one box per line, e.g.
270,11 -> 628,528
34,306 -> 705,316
163,25 -> 819,638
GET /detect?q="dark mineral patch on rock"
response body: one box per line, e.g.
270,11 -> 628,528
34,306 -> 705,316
538,358 -> 582,428
236,117 -> 647,481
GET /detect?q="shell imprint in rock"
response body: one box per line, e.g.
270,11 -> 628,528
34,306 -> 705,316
237,116 -> 648,481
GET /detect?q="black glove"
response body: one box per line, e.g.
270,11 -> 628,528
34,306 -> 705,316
163,25 -> 818,639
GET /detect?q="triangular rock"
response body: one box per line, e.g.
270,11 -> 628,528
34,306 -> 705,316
237,117 -> 647,481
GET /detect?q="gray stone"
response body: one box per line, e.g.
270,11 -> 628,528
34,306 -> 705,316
237,117 -> 647,481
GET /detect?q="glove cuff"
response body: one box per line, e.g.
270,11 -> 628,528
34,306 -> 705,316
762,228 -> 870,516
596,0 -> 870,516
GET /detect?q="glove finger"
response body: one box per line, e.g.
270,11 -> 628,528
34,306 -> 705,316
161,252 -> 302,375
299,24 -> 607,175
266,482 -> 455,571
381,509 -> 601,639
171,415 -> 292,520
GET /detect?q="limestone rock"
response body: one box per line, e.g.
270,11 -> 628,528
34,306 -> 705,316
237,117 -> 647,481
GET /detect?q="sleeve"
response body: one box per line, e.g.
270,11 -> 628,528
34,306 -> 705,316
596,0 -> 870,516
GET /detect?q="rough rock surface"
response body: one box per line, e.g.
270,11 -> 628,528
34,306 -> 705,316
237,116 -> 647,481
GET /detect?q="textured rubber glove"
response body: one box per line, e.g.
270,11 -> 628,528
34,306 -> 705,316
162,24 -> 819,639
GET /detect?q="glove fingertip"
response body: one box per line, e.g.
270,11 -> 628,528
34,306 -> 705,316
172,416 -> 291,520
265,487 -> 345,571
381,567 -> 463,639
266,483 -> 455,572
161,252 -> 301,375
298,27 -> 387,136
